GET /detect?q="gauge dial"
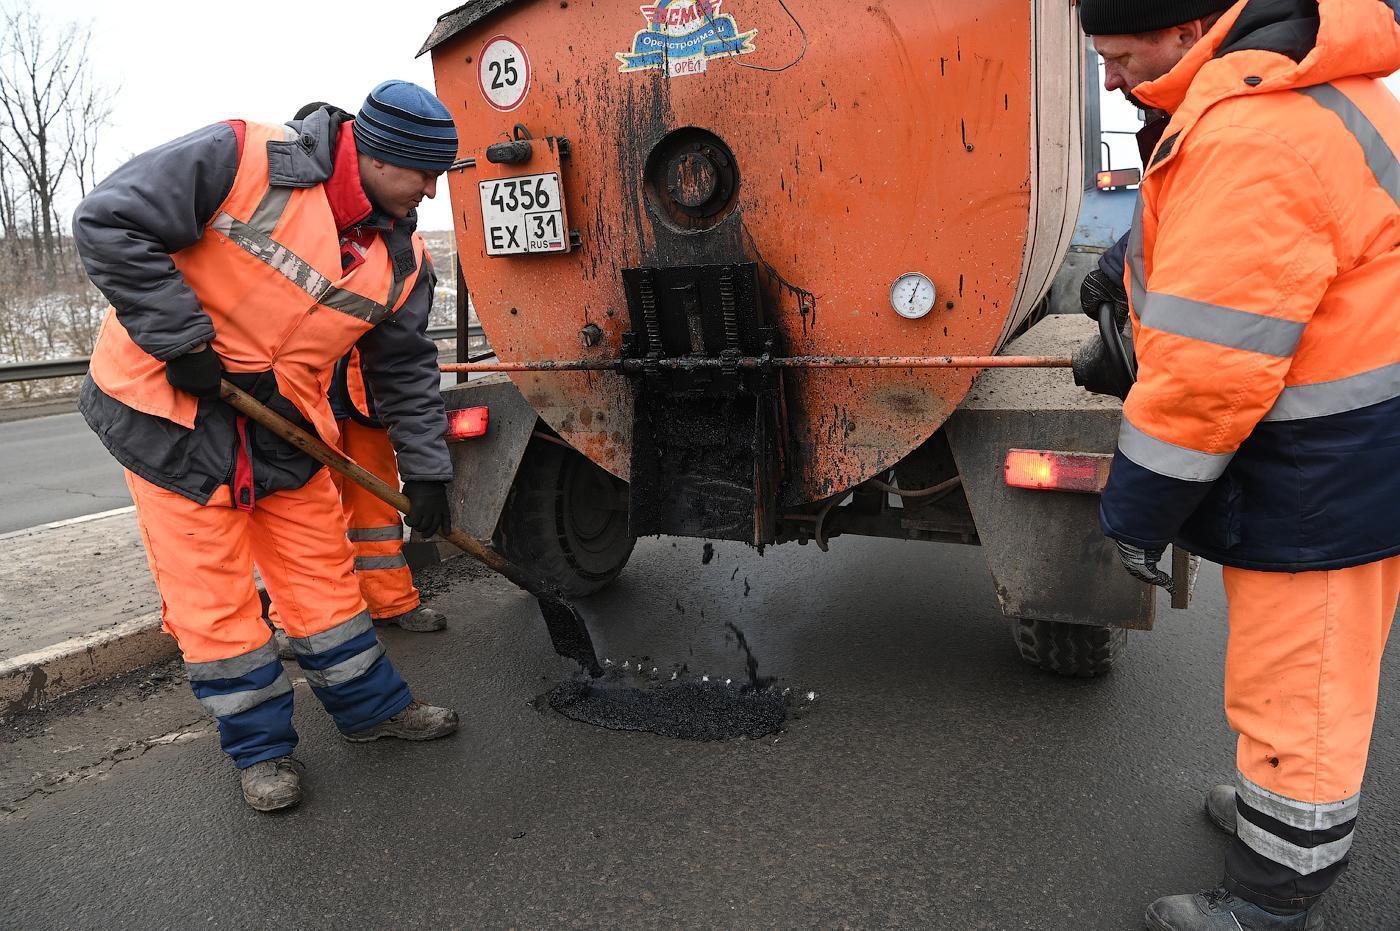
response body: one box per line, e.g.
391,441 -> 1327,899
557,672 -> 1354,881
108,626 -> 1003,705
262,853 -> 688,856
890,272 -> 937,320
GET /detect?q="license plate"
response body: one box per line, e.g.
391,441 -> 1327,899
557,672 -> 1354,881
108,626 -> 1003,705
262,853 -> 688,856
478,172 -> 567,256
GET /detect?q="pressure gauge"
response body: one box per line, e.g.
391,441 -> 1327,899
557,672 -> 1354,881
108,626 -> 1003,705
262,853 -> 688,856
890,272 -> 937,320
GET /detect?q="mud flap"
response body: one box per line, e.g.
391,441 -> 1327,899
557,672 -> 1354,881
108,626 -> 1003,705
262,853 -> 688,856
946,315 -> 1155,631
441,374 -> 541,542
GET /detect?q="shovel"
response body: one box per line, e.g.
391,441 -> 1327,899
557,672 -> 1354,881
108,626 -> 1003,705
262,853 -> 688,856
218,379 -> 603,676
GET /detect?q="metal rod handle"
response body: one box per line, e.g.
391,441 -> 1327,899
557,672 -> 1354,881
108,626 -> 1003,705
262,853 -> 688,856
441,354 -> 1074,374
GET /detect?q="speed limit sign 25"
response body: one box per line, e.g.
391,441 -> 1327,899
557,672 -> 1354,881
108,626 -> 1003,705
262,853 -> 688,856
478,36 -> 530,112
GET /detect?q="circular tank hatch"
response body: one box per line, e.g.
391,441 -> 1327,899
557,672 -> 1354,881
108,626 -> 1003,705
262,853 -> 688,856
643,128 -> 740,232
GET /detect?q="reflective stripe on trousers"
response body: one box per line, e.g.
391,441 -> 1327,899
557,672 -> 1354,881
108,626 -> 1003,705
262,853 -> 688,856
125,469 -> 412,764
335,418 -> 421,620
281,607 -> 409,729
1221,556 -> 1400,911
187,639 -> 292,718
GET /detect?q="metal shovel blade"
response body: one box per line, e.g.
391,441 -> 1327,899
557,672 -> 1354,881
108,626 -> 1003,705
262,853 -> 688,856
537,595 -> 603,678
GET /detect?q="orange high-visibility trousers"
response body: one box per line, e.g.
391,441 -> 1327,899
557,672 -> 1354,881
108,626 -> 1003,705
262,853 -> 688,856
125,468 -> 412,768
1221,556 -> 1400,911
333,418 -> 421,620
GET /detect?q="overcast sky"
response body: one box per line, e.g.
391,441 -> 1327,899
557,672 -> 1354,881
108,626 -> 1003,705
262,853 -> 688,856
31,1 -> 1400,234
39,0 -> 455,229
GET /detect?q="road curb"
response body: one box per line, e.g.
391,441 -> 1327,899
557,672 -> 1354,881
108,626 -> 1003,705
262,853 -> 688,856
0,505 -> 136,543
0,515 -> 460,721
1,611 -> 176,719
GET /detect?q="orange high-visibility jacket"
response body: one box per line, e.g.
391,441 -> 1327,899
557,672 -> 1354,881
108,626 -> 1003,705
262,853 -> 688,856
331,348 -> 382,427
1100,0 -> 1400,571
75,112 -> 451,504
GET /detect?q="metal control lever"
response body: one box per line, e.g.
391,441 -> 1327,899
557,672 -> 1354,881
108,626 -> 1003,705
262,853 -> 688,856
485,140 -> 533,164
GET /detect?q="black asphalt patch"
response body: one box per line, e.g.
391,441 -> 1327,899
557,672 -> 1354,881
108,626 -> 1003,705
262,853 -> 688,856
547,678 -> 786,741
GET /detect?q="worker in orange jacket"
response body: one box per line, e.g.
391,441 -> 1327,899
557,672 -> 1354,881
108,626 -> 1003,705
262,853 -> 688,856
74,82 -> 463,813
1080,1 -> 1400,928
266,100 -> 449,639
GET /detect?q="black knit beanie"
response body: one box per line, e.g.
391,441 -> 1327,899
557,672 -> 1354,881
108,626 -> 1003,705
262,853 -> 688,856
1081,0 -> 1236,35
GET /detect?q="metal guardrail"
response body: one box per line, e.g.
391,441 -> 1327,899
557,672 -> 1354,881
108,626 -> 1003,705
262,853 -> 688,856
0,325 -> 483,385
0,357 -> 91,382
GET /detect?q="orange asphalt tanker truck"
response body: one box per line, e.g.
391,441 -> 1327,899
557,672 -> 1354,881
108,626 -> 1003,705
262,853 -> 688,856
420,0 -> 1163,677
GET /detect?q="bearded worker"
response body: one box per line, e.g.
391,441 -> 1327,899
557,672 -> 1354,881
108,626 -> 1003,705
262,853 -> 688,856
74,81 -> 462,813
1079,1 -> 1400,928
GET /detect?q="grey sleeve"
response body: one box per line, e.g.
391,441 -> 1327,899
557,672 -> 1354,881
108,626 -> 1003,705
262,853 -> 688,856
358,258 -> 453,483
72,122 -> 240,361
1098,231 -> 1130,285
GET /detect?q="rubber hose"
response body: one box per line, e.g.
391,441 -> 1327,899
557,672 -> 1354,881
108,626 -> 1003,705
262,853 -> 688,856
1096,300 -> 1136,384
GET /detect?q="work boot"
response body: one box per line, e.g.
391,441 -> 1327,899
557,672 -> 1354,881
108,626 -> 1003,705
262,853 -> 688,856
273,628 -> 296,661
344,699 -> 458,742
239,756 -> 305,812
1206,784 -> 1237,836
375,605 -> 448,632
1146,889 -> 1323,930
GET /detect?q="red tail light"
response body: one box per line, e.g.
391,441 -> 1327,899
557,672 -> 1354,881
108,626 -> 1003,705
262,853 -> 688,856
1004,449 -> 1112,493
447,406 -> 489,440
1097,168 -> 1142,190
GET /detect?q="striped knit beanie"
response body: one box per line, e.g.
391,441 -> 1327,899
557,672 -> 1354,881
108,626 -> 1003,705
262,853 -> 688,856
1081,0 -> 1236,35
353,80 -> 458,173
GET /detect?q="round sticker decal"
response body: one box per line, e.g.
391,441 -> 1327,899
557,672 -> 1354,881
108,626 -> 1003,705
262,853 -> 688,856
478,35 -> 531,112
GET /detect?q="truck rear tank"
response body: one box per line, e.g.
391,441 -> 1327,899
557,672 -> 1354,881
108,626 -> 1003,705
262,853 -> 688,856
424,1 -> 1162,677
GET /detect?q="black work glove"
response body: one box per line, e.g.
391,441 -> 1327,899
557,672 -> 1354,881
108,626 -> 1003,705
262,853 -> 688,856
1072,331 -> 1135,400
1113,539 -> 1175,594
402,480 -> 452,538
1079,267 -> 1128,323
1073,268 -> 1136,400
164,345 -> 223,398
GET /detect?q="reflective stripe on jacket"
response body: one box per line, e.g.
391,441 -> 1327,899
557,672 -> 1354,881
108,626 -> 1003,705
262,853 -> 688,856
1099,0 -> 1400,570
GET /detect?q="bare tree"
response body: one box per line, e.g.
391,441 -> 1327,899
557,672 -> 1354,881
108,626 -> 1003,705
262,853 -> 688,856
0,143 -> 17,245
0,5 -> 95,275
0,1 -> 116,378
63,64 -> 114,200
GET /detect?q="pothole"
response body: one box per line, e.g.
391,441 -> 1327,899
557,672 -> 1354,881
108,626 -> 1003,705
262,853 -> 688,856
538,620 -> 816,741
546,677 -> 788,741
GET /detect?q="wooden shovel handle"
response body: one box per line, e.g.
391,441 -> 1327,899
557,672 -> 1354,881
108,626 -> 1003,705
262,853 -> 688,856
217,379 -> 547,595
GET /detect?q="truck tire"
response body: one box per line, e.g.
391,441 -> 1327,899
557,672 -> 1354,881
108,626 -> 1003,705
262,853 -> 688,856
1012,618 -> 1125,678
494,439 -> 635,598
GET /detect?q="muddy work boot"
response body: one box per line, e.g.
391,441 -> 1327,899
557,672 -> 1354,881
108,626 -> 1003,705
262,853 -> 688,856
375,605 -> 448,632
1206,784 -> 1237,836
239,756 -> 306,812
344,700 -> 459,742
1147,889 -> 1324,931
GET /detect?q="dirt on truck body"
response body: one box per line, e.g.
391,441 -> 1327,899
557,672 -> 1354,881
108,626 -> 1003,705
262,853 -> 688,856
423,0 -> 1161,678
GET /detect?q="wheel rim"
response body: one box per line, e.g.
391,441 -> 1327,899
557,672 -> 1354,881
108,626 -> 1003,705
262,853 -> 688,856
559,455 -> 631,574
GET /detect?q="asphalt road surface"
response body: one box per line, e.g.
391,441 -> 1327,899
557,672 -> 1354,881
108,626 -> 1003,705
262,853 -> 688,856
0,411 -> 130,533
0,356 -> 465,535
4,535 -> 1399,929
